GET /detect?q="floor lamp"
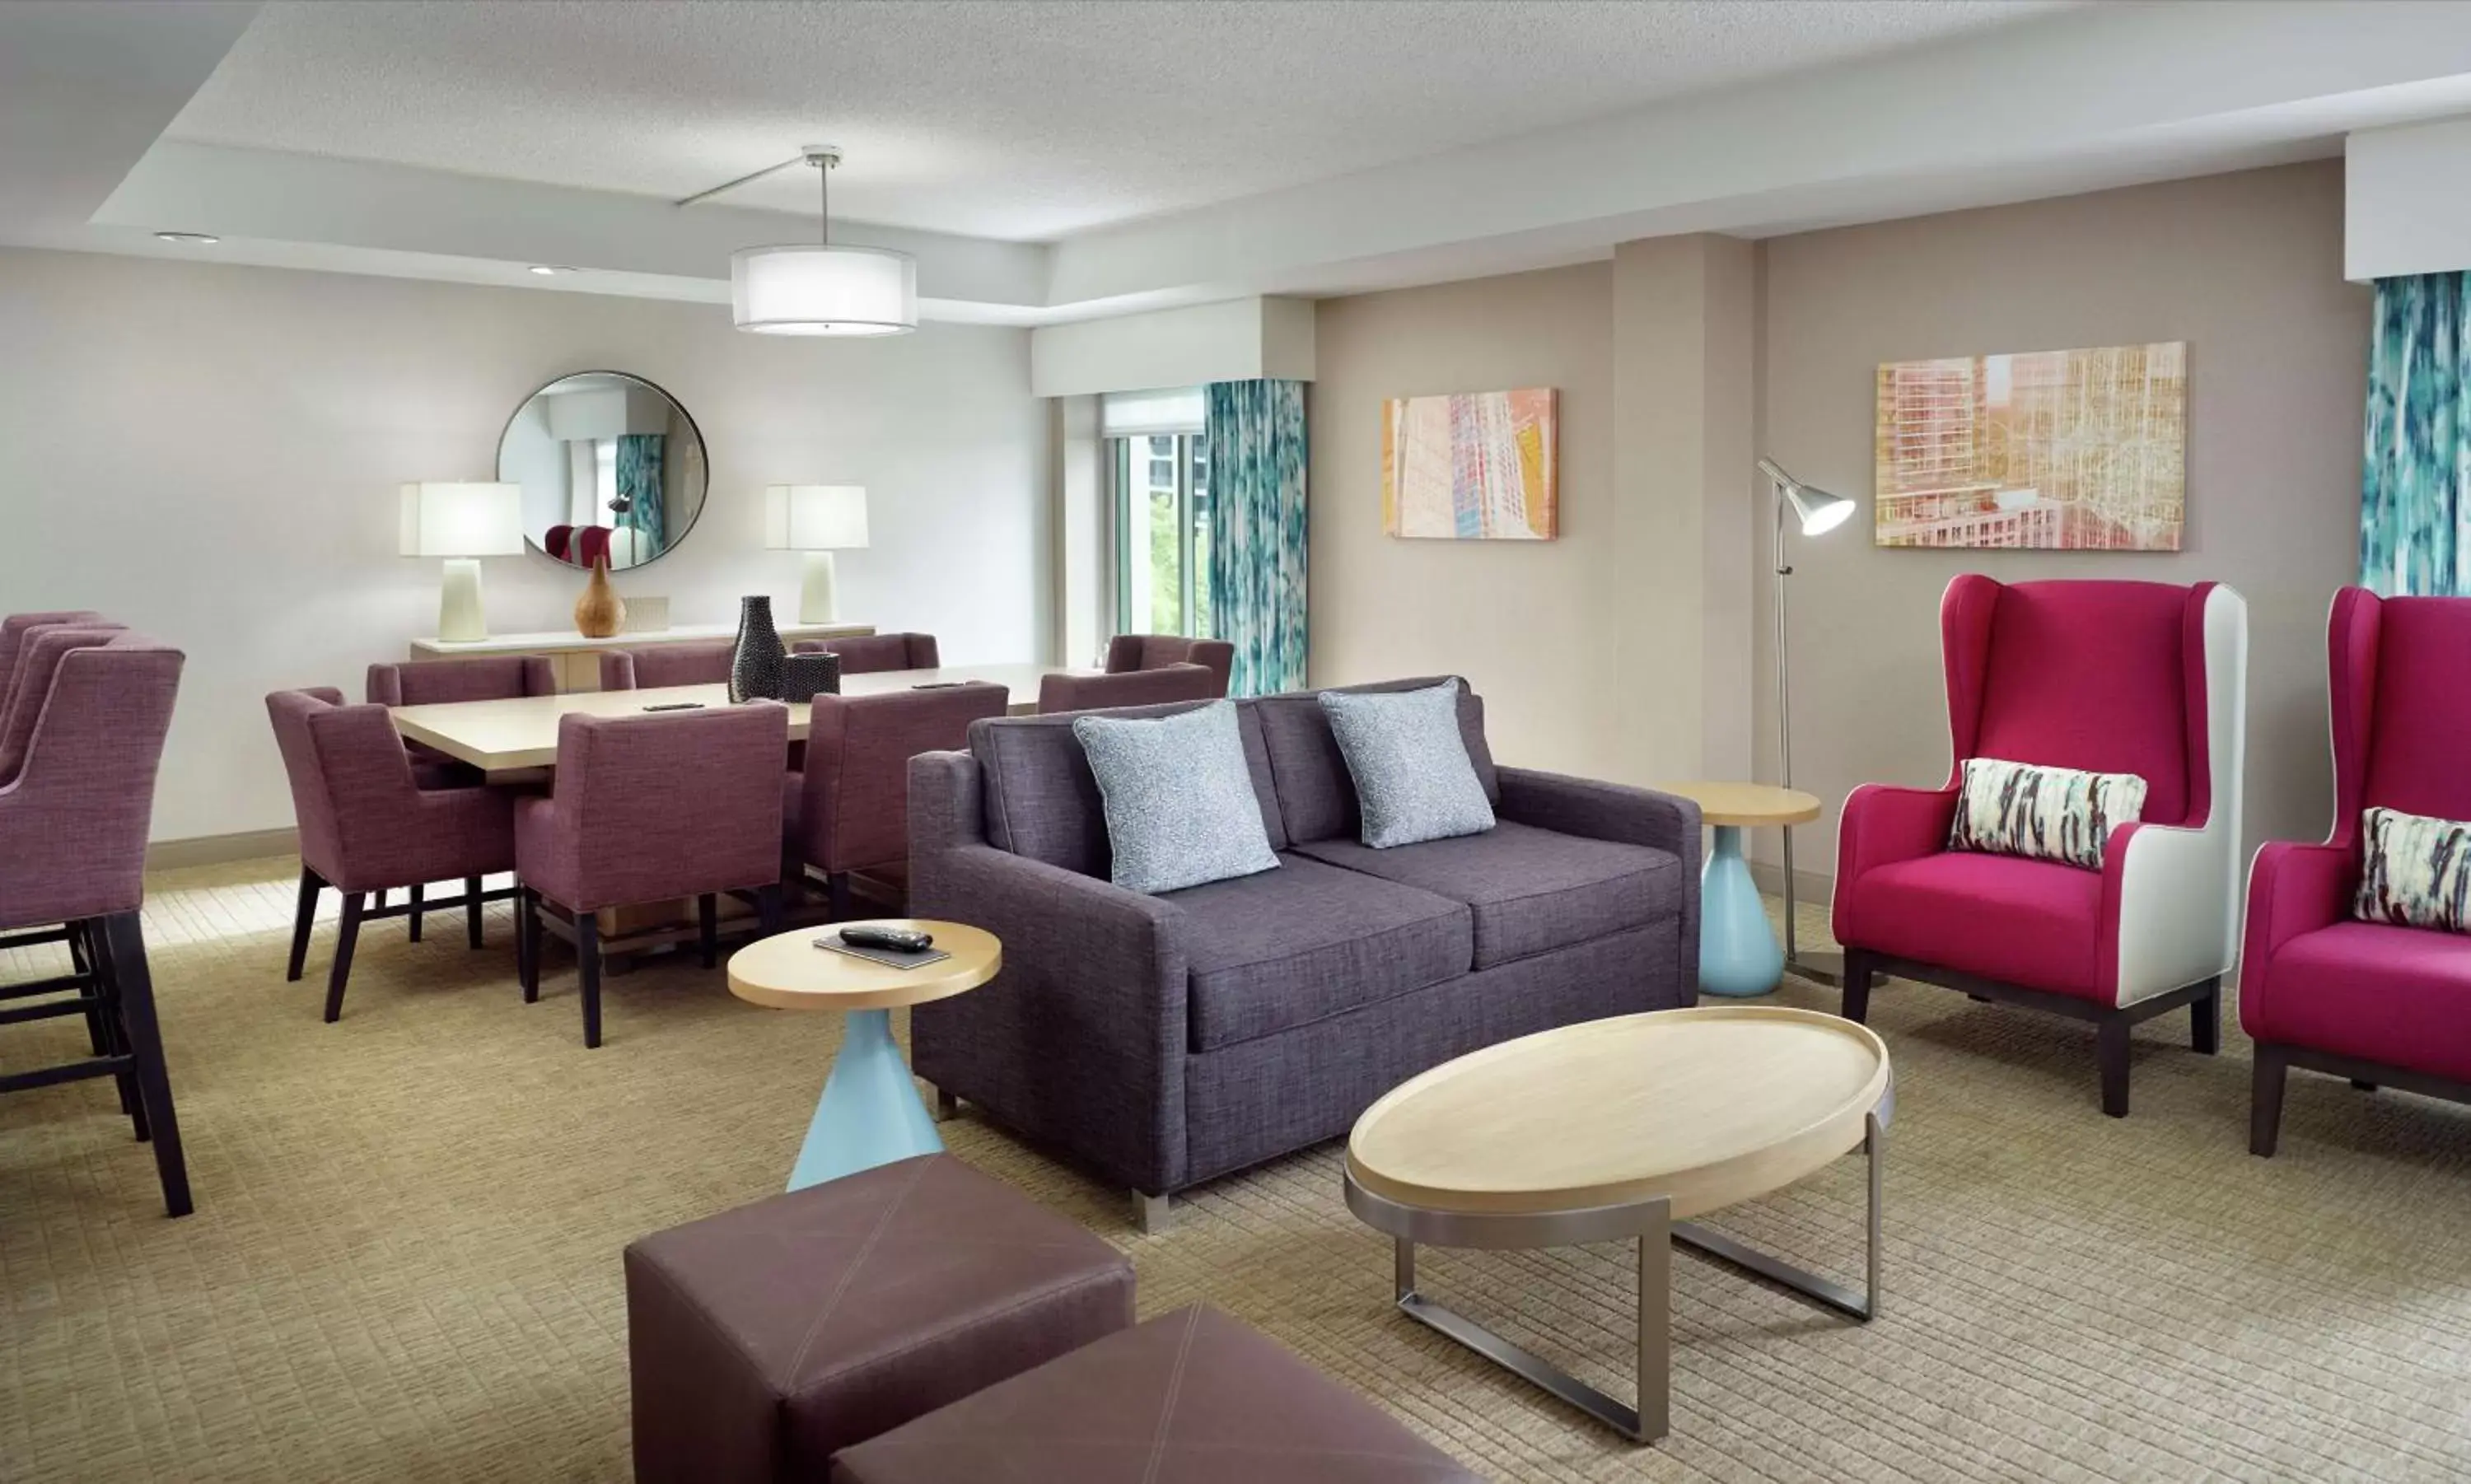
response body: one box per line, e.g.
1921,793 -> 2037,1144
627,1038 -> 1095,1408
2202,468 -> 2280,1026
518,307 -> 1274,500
1758,458 -> 1856,987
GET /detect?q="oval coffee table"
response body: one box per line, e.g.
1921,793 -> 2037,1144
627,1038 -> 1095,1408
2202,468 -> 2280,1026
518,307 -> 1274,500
1652,782 -> 1823,996
1344,1005 -> 1890,1444
728,920 -> 1000,1192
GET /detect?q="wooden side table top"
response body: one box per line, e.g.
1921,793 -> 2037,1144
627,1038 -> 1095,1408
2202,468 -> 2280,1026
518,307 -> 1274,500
726,920 -> 1002,1012
1653,781 -> 1823,827
1346,1006 -> 1889,1220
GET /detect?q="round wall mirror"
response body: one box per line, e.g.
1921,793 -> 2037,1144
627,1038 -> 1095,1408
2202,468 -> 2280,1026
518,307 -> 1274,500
497,371 -> 708,570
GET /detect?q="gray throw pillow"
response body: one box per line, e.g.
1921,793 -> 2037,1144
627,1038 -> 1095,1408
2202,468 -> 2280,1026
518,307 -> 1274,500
1072,701 -> 1280,894
1319,680 -> 1497,849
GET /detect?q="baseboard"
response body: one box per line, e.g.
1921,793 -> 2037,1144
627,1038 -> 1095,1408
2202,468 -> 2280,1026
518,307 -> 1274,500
1747,860 -> 1834,907
147,827 -> 298,870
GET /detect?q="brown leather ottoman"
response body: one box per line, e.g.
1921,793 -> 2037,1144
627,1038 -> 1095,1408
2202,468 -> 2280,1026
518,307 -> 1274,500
625,1154 -> 1134,1484
829,1304 -> 1482,1482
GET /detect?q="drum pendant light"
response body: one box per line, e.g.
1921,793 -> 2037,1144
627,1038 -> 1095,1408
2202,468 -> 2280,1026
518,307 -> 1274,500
688,146 -> 917,337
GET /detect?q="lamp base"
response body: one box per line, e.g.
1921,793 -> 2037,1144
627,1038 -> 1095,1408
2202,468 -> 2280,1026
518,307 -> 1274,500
1785,950 -> 1847,988
437,558 -> 488,642
799,551 -> 840,624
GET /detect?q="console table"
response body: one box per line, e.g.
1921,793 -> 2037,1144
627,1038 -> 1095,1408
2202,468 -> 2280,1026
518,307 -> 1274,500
408,621 -> 874,691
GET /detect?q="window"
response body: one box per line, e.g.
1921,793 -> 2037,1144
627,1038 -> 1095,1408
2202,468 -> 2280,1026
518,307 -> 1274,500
1112,432 -> 1212,639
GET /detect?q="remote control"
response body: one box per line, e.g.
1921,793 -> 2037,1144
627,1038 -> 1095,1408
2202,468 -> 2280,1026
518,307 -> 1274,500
840,924 -> 934,953
641,702 -> 704,712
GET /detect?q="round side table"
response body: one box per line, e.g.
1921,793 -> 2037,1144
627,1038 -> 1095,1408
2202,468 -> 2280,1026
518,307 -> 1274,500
728,919 -> 1001,1192
1652,782 -> 1821,998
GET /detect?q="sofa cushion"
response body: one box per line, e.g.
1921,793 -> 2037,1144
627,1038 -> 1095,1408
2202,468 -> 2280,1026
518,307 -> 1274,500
1074,701 -> 1279,894
2252,921 -> 2471,1082
1948,755 -> 2146,870
1295,820 -> 1682,969
1838,850 -> 2104,999
969,701 -> 1286,875
1170,853 -> 1471,1051
1254,676 -> 1498,845
2357,805 -> 2471,934
1320,679 -> 1496,848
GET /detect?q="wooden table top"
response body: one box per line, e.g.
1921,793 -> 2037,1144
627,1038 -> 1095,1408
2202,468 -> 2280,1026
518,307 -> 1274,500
388,662 -> 1094,776
726,920 -> 1002,1012
1346,1006 -> 1890,1220
1652,781 -> 1824,827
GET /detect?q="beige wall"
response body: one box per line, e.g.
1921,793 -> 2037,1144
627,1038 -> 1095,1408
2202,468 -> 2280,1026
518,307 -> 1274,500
1757,161 -> 2371,883
1307,264 -> 1624,778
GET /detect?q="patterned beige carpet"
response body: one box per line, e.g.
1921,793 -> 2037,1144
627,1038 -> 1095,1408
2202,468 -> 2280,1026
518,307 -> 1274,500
6,856 -> 2471,1482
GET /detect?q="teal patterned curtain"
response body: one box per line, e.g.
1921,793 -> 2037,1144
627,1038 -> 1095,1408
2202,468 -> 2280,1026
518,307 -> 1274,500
2362,273 -> 2471,595
614,434 -> 666,553
1205,380 -> 1308,696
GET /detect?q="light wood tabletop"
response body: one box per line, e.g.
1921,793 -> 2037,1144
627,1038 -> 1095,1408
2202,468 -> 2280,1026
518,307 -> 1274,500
726,920 -> 1002,1013
389,662 -> 1095,776
1652,781 -> 1824,827
1347,1006 -> 1889,1220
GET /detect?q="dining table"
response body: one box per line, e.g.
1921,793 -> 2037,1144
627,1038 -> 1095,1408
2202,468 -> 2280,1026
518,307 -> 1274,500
388,661 -> 1096,780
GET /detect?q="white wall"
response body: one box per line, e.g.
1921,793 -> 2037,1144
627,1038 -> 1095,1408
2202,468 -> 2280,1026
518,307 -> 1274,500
0,247 -> 1049,844
2346,114 -> 2471,281
1028,296 -> 1316,398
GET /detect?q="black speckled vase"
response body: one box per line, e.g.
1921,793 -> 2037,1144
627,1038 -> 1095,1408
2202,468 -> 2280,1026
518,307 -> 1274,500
729,595 -> 785,703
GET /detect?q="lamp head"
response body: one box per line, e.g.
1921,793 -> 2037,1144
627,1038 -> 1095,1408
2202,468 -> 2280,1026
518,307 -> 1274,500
1759,459 -> 1855,537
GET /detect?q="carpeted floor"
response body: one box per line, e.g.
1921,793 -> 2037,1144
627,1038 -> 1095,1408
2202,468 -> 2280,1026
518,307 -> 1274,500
7,857 -> 2471,1482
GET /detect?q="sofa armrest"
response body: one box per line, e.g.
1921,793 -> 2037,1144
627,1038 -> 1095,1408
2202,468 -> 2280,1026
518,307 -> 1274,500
909,752 -> 1194,1193
2105,817 -> 2242,1006
1496,767 -> 1698,860
2236,841 -> 2355,1035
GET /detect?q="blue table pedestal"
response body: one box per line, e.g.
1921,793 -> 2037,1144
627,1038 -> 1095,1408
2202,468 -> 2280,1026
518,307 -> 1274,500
1698,824 -> 1784,998
787,1008 -> 945,1192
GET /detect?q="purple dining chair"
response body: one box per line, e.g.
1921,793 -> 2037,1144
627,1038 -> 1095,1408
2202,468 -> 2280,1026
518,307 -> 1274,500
1035,664 -> 1216,714
0,610 -> 105,705
0,630 -> 190,1216
598,642 -> 736,691
265,689 -> 520,1021
1105,634 -> 1235,698
792,632 -> 940,674
787,683 -> 1009,915
365,656 -> 556,936
515,704 -> 790,1048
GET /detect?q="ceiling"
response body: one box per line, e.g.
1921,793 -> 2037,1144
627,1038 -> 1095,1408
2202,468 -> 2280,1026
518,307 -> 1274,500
167,0 -> 2075,240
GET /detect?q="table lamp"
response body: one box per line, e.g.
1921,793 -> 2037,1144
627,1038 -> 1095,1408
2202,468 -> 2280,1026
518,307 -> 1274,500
1758,457 -> 1857,987
400,482 -> 524,642
764,484 -> 869,623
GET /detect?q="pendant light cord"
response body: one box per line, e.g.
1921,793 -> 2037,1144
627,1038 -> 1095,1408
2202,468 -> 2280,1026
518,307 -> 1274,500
817,156 -> 830,246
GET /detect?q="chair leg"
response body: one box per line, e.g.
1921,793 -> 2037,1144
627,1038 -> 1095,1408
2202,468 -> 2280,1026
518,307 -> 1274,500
757,884 -> 784,937
96,912 -> 191,1218
324,892 -> 365,1023
81,921 -> 141,1127
2190,977 -> 2221,1055
286,866 -> 320,982
407,883 -> 423,944
827,871 -> 854,921
2251,1043 -> 2289,1157
698,894 -> 718,969
577,913 -> 603,1048
518,889 -> 541,1003
1840,950 -> 1873,1023
2097,1015 -> 2131,1118
465,875 -> 484,950
2351,1079 -> 2380,1092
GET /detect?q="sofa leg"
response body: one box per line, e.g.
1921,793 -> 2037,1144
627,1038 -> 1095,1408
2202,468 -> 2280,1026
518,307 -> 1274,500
1839,950 -> 1872,1023
2097,1017 -> 2131,1118
2251,1044 -> 2288,1156
2191,978 -> 2221,1055
1135,1191 -> 1171,1234
934,1088 -> 960,1121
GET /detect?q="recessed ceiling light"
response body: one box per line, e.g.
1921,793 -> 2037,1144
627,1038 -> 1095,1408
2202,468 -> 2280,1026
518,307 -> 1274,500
154,231 -> 219,245
527,264 -> 577,276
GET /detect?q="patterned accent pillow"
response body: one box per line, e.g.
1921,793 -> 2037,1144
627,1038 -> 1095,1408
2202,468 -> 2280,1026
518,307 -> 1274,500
1319,679 -> 1497,849
2356,806 -> 2471,933
1072,701 -> 1279,895
1946,757 -> 2146,870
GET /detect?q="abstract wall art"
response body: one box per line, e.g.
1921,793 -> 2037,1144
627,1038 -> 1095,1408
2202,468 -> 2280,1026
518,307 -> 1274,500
1381,387 -> 1558,539
1873,343 -> 2187,550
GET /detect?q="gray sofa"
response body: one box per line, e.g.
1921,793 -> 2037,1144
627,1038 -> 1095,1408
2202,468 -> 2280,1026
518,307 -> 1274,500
907,677 -> 1701,1228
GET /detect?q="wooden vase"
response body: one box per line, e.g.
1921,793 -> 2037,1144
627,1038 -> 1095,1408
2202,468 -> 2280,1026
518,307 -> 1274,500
573,556 -> 626,638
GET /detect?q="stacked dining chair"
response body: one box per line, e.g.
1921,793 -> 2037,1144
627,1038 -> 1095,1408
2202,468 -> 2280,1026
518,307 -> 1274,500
364,656 -> 555,940
1035,664 -> 1217,713
598,641 -> 737,691
1105,633 -> 1235,698
0,623 -> 191,1216
792,632 -> 940,674
786,683 -> 1009,915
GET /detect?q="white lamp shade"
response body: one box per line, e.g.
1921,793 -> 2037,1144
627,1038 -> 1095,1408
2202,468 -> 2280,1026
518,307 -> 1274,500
731,245 -> 917,336
765,484 -> 870,550
399,482 -> 523,558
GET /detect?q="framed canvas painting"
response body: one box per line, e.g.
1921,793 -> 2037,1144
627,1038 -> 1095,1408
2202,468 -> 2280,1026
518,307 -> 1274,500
1382,387 -> 1558,539
1873,343 -> 2186,550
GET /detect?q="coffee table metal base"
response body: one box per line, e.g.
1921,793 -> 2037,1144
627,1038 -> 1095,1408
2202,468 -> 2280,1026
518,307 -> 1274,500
1346,1111 -> 1884,1445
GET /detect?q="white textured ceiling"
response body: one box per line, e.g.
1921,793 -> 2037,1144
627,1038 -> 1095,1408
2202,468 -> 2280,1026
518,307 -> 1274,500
168,0 -> 2074,241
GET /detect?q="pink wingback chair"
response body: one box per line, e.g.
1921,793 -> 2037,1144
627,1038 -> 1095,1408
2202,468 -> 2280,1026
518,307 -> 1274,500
785,683 -> 1009,915
598,642 -> 737,691
2244,589 -> 2471,1155
514,705 -> 789,1048
1105,634 -> 1234,698
1036,665 -> 1216,714
0,631 -> 190,1216
792,632 -> 941,674
1833,576 -> 2249,1116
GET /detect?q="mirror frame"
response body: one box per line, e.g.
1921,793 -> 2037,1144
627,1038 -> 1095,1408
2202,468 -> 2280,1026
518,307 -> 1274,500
497,369 -> 711,572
